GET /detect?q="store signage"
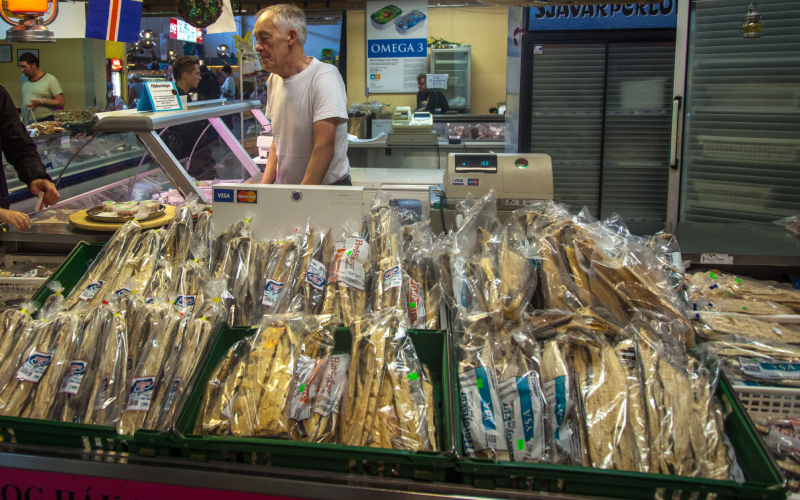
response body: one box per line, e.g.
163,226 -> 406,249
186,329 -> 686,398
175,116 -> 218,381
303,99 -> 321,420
237,190 -> 257,203
214,189 -> 234,202
110,58 -> 122,71
137,82 -> 183,112
169,17 -> 204,43
528,0 -> 677,30
366,0 -> 428,93
426,74 -> 448,89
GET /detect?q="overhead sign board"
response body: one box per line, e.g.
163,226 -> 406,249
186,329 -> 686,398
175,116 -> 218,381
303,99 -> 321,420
528,0 -> 677,30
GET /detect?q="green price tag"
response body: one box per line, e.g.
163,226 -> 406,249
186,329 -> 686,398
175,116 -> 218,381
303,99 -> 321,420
735,278 -> 742,283
347,251 -> 352,255
477,378 -> 483,389
742,307 -> 748,310
517,439 -> 524,451
409,302 -> 416,308
709,272 -> 718,279
408,373 -> 418,381
298,384 -> 305,393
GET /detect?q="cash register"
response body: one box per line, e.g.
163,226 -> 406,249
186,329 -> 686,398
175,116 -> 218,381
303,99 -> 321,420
387,106 -> 438,146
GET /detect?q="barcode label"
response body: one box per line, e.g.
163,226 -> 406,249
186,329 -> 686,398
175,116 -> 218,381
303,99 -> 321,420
487,434 -> 497,447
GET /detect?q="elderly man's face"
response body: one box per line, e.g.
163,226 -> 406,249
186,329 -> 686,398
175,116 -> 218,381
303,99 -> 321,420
418,78 -> 425,92
255,13 -> 291,73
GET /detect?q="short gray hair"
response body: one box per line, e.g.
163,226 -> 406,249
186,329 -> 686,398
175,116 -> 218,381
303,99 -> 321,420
257,4 -> 307,47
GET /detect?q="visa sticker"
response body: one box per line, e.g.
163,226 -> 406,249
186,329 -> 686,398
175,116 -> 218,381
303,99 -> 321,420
214,189 -> 234,203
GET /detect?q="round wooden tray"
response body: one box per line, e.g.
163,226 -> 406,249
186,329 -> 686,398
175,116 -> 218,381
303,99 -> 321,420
85,204 -> 167,224
69,205 -> 176,231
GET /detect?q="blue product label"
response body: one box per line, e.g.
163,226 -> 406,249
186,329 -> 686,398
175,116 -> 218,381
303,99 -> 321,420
475,366 -> 496,431
214,189 -> 234,203
468,179 -> 480,186
518,377 -> 535,443
554,376 -> 566,438
262,279 -> 285,307
127,376 -> 155,411
175,295 -> 196,309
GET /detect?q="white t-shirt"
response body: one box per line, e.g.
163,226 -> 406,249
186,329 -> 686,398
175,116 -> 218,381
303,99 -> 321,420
221,76 -> 236,99
265,58 -> 350,185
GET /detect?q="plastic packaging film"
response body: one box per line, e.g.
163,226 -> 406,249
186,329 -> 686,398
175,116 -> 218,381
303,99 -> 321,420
322,220 -> 370,328
404,221 -> 441,330
159,206 -> 194,270
288,223 -> 333,316
42,281 -> 65,318
82,307 -> 128,427
190,211 -> 215,271
0,303 -> 37,395
195,338 -> 251,436
367,203 -> 405,314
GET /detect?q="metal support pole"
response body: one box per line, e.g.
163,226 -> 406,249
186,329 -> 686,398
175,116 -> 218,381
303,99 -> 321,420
138,131 -> 208,203
207,117 -> 261,178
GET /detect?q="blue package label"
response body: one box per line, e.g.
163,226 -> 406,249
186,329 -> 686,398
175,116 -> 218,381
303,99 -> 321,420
499,373 -> 545,461
458,366 -> 506,454
262,279 -> 285,307
16,350 -> 54,383
305,260 -> 327,291
59,360 -> 87,395
127,376 -> 155,411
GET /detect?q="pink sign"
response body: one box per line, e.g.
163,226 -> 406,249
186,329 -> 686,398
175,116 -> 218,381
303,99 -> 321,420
0,467 -> 306,500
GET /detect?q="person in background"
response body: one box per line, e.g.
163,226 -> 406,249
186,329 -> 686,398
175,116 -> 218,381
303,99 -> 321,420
128,73 -> 144,107
0,85 -> 60,230
489,107 -> 498,114
19,52 -> 64,123
416,73 -> 449,115
221,64 -> 236,100
148,56 -> 160,70
163,56 -> 218,179
196,65 -> 222,101
255,4 -> 350,185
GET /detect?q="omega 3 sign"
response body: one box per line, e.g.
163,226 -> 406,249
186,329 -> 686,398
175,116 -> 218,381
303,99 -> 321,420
366,0 -> 428,93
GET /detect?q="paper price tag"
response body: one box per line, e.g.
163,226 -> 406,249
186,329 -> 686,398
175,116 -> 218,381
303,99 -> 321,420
17,350 -> 53,382
137,82 -> 183,112
127,376 -> 156,411
426,74 -> 449,89
701,253 -> 733,265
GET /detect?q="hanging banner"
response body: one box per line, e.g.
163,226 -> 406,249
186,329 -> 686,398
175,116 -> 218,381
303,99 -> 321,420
366,0 -> 428,93
528,1 -> 677,31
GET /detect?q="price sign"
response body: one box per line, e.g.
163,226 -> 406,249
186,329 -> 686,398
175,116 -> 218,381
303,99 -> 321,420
137,82 -> 183,112
426,73 -> 448,89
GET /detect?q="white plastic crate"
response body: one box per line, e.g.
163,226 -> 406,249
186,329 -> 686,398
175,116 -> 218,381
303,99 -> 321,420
734,384 -> 800,418
0,254 -> 64,297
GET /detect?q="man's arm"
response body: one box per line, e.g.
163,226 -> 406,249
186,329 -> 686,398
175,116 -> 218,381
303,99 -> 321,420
301,118 -> 338,185
260,140 -> 277,184
0,87 -> 49,184
26,93 -> 64,110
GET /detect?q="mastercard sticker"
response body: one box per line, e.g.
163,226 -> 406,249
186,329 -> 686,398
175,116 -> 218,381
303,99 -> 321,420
237,190 -> 257,203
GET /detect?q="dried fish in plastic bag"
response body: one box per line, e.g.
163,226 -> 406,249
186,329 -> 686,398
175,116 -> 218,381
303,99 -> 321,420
687,269 -> 800,309
615,338 -> 649,473
195,337 -> 251,436
288,223 -> 333,315
541,333 -> 580,465
227,236 -> 271,326
405,222 -> 441,329
232,313 -> 307,438
113,230 -> 161,295
65,221 -> 142,309
494,324 -> 548,463
0,302 -> 37,395
153,281 -> 228,430
455,309 -> 508,461
495,216 -> 537,321
41,281 -> 65,318
190,210 -> 215,271
303,352 -> 350,444
159,206 -> 193,269
340,308 -> 400,446
82,307 -> 128,427
368,203 -> 405,313
322,221 -> 370,327
260,235 -> 300,318
0,309 -> 82,418
694,312 -> 800,344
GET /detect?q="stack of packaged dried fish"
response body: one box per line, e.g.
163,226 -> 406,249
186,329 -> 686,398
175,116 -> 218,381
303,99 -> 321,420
259,235 -> 298,317
225,231 -> 270,326
322,221 -> 370,327
688,269 -> 800,345
696,336 -> 800,388
0,302 -> 39,404
64,220 -> 142,309
287,223 -> 334,315
339,309 -> 438,451
752,415 -> 800,492
367,202 -> 405,314
403,221 -> 441,330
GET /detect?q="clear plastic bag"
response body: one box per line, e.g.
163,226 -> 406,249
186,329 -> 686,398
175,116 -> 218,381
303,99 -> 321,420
541,333 -> 581,465
41,281 -> 65,317
0,309 -> 82,418
454,309 -> 508,461
367,202 -> 405,313
64,221 -> 142,309
495,215 -> 537,321
171,245 -> 211,317
404,221 -> 441,329
288,223 -> 334,315
82,305 -> 128,427
0,302 -> 38,401
339,308 -> 402,446
117,304 -> 184,435
614,338 -> 650,473
773,215 -> 800,237
190,211 -> 215,271
322,220 -> 370,327
693,311 -> 800,344
494,324 -> 549,463
686,269 -> 800,311
159,206 -> 194,269
232,313 -> 308,438
153,281 -> 228,431
194,337 -> 252,436
114,230 -> 162,294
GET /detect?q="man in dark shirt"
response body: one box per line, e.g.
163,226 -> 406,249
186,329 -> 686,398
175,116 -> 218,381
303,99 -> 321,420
0,85 -> 60,230
416,73 -> 449,114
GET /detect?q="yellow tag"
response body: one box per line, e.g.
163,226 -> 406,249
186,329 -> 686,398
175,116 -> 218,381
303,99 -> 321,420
267,340 -> 277,349
114,313 -> 121,317
213,298 -> 222,303
245,218 -> 251,223
132,289 -> 138,294
201,316 -> 207,321
20,308 -> 27,314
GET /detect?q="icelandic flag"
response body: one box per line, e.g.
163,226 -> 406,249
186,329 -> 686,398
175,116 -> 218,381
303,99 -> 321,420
85,0 -> 143,44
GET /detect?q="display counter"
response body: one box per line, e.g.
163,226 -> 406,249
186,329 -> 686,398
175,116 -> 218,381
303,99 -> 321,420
347,138 -> 504,170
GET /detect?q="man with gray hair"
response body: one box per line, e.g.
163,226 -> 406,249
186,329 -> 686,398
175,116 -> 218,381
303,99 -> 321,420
256,4 -> 351,185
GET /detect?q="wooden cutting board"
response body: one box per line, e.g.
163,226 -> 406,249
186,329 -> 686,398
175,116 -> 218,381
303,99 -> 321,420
69,205 -> 176,231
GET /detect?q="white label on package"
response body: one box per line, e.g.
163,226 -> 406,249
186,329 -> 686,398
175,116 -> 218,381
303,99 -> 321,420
701,253 -> 734,265
767,425 -> 800,455
499,374 -> 545,462
58,360 -> 87,395
288,356 -> 327,422
78,280 -> 105,301
17,350 -> 53,382
383,265 -> 402,291
407,278 -> 425,327
11,270 -> 37,277
739,358 -> 800,380
312,354 -> 350,417
305,259 -> 327,291
175,295 -> 196,313
163,378 -> 181,412
127,376 -> 156,411
262,279 -> 285,307
544,375 -> 574,458
458,366 -> 506,454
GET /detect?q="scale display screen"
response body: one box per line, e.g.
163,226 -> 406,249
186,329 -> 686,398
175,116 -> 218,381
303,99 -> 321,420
414,112 -> 431,120
454,154 -> 497,173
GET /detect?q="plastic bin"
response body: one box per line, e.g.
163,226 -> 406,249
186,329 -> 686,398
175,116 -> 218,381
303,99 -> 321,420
453,371 -> 787,499
171,326 -> 456,482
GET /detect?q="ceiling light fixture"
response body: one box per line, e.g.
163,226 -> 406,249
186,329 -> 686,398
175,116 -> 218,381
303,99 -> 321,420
0,0 -> 58,43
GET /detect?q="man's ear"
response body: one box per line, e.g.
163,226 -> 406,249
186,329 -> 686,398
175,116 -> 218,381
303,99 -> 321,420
287,29 -> 298,46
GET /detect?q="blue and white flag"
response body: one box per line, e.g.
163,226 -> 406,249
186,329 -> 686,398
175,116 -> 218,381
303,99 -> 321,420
85,0 -> 143,43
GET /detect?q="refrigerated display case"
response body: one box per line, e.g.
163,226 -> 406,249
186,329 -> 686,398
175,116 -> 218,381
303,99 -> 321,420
430,46 -> 471,114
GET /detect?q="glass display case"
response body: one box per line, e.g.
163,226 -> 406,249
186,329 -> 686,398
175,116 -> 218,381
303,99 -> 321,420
430,46 -> 471,114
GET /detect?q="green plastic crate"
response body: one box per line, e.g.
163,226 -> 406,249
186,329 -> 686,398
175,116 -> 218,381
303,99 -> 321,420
171,326 -> 456,482
454,369 -> 787,500
0,242 -> 166,456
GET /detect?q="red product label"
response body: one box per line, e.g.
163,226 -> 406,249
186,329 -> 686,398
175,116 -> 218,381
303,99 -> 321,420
329,248 -> 345,283
408,279 -> 421,324
237,190 -> 257,203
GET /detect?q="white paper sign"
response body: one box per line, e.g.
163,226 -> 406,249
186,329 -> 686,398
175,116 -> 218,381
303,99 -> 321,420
701,253 -> 734,265
426,74 -> 448,89
138,82 -> 183,112
366,0 -> 428,94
